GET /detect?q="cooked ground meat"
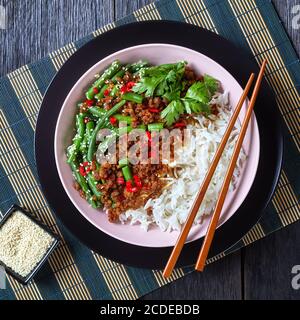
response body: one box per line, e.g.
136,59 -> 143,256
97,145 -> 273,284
95,161 -> 168,222
74,181 -> 81,191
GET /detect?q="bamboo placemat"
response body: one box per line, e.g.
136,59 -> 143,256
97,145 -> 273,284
0,0 -> 299,300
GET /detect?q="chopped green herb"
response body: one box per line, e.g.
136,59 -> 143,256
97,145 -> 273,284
132,61 -> 187,98
160,100 -> 185,127
160,75 -> 218,126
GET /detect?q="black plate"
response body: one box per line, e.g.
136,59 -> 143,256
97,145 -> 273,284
35,21 -> 283,269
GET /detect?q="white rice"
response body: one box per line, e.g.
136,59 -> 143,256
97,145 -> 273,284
119,92 -> 246,232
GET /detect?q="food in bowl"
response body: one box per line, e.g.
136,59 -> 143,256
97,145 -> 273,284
66,60 -> 245,231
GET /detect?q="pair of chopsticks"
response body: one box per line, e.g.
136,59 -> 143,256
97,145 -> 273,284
163,59 -> 267,278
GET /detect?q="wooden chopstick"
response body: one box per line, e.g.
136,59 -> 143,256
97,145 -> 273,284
162,72 -> 256,278
195,59 -> 267,271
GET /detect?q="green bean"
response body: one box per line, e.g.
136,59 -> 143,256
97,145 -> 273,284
69,161 -> 98,208
110,85 -> 119,97
88,107 -> 106,118
118,158 -> 128,168
111,69 -> 125,83
118,124 -> 146,135
148,123 -> 164,131
67,113 -> 85,163
86,60 -> 121,100
80,121 -> 95,156
114,114 -> 132,123
87,173 -> 102,199
87,100 -> 126,162
122,92 -> 143,104
94,84 -> 109,100
137,124 -> 146,130
122,165 -> 133,181
129,60 -> 148,73
111,63 -> 134,83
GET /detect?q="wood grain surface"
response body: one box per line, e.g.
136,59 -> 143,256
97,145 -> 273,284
0,0 -> 299,300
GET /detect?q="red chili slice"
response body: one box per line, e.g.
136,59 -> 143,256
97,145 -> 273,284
130,187 -> 138,193
136,181 -> 142,188
93,87 -> 99,94
148,108 -> 160,113
85,99 -> 94,107
146,131 -> 151,141
85,167 -> 91,174
103,89 -> 110,96
79,166 -> 87,177
174,122 -> 186,128
120,85 -> 128,94
126,180 -> 133,188
126,82 -> 136,91
133,175 -> 139,181
133,175 -> 142,188
117,177 -> 125,185
125,180 -> 135,192
109,117 -> 117,125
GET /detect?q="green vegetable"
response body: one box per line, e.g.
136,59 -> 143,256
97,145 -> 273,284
118,124 -> 145,135
148,123 -> 164,131
67,113 -> 85,163
110,85 -> 119,97
182,99 -> 211,114
122,92 -> 144,104
129,60 -> 149,73
161,100 -> 185,127
69,161 -> 98,208
95,84 -> 109,100
80,121 -> 95,156
122,165 -> 133,181
111,69 -> 126,83
88,107 -> 106,118
185,75 -> 218,105
87,100 -> 126,162
118,158 -> 129,168
132,61 -> 187,98
87,173 -> 102,199
160,75 -> 218,126
114,114 -> 133,123
163,90 -> 181,102
86,60 -> 121,100
137,124 -> 146,130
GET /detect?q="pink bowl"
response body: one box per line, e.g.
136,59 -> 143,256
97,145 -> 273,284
54,44 -> 260,247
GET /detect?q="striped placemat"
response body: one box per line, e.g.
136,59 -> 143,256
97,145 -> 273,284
0,0 -> 299,300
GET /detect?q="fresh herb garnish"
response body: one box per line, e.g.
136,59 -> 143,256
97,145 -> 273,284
160,75 -> 219,126
132,62 -> 187,98
185,75 -> 219,104
160,100 -> 185,127
132,61 -> 219,126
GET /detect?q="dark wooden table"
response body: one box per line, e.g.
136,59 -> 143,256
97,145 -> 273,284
1,0 -> 299,300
